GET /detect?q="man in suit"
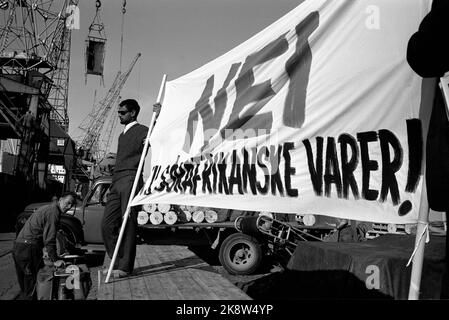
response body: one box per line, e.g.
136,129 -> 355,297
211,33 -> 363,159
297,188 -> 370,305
101,99 -> 159,278
407,0 -> 449,298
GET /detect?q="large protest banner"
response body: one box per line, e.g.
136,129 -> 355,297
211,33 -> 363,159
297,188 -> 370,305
132,0 -> 434,224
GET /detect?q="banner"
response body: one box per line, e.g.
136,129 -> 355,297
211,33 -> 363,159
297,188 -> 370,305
132,0 -> 434,224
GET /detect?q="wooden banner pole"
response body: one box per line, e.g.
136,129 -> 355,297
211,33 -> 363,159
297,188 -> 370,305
408,173 -> 429,299
407,77 -> 439,299
105,74 -> 167,283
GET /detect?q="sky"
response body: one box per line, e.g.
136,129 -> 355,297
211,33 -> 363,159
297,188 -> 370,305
67,0 -> 300,153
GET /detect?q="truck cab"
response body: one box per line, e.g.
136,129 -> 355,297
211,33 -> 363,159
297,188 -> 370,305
73,177 -> 112,244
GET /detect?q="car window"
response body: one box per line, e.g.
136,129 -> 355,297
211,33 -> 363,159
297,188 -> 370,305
87,183 -> 111,206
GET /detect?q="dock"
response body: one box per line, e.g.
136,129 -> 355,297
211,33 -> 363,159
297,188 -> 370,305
98,244 -> 251,300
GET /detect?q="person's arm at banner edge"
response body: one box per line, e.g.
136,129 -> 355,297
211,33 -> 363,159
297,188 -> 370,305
406,0 -> 449,78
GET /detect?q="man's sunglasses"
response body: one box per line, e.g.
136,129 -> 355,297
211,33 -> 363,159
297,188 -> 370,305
118,110 -> 130,115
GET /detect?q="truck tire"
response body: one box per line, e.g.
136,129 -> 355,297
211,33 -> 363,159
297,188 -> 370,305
218,233 -> 262,275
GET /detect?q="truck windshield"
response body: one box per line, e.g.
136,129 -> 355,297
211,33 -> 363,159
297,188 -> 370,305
87,183 -> 111,205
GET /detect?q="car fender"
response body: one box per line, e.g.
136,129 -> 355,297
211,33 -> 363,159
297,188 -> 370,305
60,216 -> 84,244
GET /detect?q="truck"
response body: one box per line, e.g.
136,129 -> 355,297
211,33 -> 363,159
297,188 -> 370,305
15,176 -> 350,275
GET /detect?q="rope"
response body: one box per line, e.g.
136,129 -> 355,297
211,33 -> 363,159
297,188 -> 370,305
88,0 -> 105,38
406,221 -> 429,267
137,58 -> 141,100
119,0 -> 126,71
90,0 -> 101,32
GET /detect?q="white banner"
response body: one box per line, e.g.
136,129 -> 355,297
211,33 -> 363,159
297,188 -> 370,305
132,0 -> 434,224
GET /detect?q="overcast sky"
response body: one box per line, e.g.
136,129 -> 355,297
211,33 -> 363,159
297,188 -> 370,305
68,0 -> 300,153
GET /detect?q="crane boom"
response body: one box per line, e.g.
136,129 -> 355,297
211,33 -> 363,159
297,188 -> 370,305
78,53 -> 141,158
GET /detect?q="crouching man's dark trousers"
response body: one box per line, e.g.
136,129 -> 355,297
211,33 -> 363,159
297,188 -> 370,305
12,241 -> 43,300
101,174 -> 143,274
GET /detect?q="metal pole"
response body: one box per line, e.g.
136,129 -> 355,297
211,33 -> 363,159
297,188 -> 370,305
105,74 -> 167,283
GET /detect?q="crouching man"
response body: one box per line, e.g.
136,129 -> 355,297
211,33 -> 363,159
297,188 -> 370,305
12,192 -> 77,300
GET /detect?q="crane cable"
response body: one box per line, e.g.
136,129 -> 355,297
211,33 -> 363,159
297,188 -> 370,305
119,0 -> 126,71
137,57 -> 141,100
89,0 -> 103,34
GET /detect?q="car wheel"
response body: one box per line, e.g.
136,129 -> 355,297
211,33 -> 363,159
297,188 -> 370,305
218,233 -> 262,275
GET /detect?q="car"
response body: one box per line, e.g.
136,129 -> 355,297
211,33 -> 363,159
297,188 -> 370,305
15,176 -> 113,255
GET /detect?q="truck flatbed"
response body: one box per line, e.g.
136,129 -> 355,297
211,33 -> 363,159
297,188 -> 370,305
138,221 -> 235,230
138,221 -> 335,230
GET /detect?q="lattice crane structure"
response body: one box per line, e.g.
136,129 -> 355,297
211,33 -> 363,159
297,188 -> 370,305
77,53 -> 141,162
0,0 -> 78,189
0,0 -> 78,133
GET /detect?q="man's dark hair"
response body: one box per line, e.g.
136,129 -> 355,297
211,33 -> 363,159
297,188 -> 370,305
60,191 -> 78,204
119,99 -> 140,118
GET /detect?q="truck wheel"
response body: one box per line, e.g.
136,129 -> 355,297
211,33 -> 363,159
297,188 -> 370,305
219,233 -> 262,275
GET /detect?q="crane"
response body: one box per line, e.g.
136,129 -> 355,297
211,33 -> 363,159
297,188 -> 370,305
77,52 -> 141,162
0,0 -> 78,132
101,101 -> 119,160
0,0 -> 77,190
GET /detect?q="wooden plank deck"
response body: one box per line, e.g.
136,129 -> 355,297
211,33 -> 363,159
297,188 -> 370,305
98,245 -> 251,300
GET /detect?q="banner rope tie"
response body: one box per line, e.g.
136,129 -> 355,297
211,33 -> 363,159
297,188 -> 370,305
406,221 -> 429,267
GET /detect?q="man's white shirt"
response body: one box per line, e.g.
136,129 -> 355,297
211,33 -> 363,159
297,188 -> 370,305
123,121 -> 138,134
